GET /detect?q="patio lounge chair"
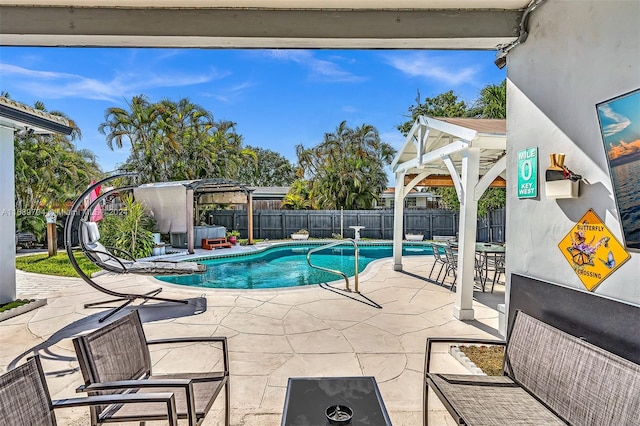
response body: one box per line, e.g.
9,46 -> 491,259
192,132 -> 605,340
73,310 -> 230,426
81,221 -> 206,275
64,173 -> 206,323
0,355 -> 179,426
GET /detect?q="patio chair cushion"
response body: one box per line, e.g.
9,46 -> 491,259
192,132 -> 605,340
82,221 -> 101,245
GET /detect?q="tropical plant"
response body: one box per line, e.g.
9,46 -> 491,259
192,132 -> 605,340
282,180 -> 312,210
98,195 -> 156,258
99,95 -> 255,183
295,121 -> 395,210
468,80 -> 507,119
12,99 -> 102,240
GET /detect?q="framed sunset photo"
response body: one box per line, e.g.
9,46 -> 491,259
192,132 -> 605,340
596,88 -> 640,251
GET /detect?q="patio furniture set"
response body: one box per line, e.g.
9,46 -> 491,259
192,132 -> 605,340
2,310 -> 638,425
429,241 -> 505,293
0,310 -> 229,426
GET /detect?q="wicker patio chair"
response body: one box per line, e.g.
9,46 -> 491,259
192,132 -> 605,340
0,355 -> 178,426
73,310 -> 229,426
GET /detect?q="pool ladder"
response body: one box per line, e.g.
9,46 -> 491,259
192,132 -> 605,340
306,239 -> 360,292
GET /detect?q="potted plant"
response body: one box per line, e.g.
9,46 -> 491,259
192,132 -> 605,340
405,233 -> 424,241
291,229 -> 310,240
227,230 -> 240,245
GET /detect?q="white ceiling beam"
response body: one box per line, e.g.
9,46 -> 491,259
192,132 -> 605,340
0,5 -> 523,48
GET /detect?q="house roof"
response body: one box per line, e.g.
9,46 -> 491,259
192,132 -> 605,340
0,96 -> 73,135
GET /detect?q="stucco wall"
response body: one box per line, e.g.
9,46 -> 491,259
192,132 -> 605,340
506,0 -> 639,305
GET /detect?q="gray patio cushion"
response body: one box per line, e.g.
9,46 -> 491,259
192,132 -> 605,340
505,311 -> 640,426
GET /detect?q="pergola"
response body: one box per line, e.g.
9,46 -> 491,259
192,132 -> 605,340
391,116 -> 507,320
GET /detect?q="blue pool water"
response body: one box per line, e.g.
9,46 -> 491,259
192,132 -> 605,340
157,243 -> 433,289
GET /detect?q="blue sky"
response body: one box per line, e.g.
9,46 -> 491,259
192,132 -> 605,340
0,48 -> 505,172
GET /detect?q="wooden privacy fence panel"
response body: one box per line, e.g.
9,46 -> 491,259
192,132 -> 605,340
207,209 -> 479,240
476,208 -> 505,243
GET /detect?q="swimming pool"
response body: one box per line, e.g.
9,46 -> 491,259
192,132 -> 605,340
157,242 -> 433,290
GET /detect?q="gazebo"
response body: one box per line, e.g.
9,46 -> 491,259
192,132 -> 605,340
134,179 -> 255,253
391,116 -> 507,320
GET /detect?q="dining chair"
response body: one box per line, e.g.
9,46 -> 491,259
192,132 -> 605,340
0,355 -> 178,426
73,310 -> 230,426
442,246 -> 458,292
429,243 -> 448,285
482,252 -> 505,293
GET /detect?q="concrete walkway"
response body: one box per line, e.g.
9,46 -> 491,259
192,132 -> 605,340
2,254 -> 503,425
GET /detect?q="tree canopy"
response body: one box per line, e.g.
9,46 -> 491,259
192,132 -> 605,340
292,121 -> 396,210
99,95 -> 255,183
11,97 -> 102,239
236,145 -> 296,187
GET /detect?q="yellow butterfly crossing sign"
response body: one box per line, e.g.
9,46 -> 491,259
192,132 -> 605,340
558,209 -> 630,291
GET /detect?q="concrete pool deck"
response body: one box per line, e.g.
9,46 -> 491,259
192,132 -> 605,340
3,252 -> 504,425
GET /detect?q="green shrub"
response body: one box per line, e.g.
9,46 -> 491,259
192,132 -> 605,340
99,195 -> 156,258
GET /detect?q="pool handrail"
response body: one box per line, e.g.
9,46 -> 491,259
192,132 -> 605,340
306,239 -> 359,292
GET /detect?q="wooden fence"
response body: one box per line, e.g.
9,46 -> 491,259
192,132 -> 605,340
208,209 -> 467,240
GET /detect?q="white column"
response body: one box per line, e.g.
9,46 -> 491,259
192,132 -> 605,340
0,126 -> 16,304
392,170 -> 406,271
453,147 -> 480,321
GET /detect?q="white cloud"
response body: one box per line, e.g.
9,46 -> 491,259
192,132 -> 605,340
383,52 -> 480,86
0,63 -> 226,102
204,80 -> 254,103
599,103 -> 631,137
264,50 -> 364,82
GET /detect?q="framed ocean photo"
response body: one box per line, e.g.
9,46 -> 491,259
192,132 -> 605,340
596,88 -> 640,251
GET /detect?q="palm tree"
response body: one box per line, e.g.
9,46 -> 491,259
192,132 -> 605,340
14,100 -> 101,240
469,80 -> 507,119
296,121 -> 396,210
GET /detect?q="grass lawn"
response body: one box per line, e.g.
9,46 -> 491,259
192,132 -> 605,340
15,252 -> 101,277
0,299 -> 31,313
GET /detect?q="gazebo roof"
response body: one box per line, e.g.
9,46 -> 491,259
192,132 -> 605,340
392,116 -> 507,178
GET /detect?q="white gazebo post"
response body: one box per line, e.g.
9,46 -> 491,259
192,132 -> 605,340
0,125 -> 16,304
453,148 -> 481,320
392,170 -> 406,271
391,116 -> 506,322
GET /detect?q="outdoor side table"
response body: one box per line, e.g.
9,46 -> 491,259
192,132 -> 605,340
281,376 -> 392,426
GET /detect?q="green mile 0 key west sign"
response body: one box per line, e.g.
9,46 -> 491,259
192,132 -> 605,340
517,147 -> 538,198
